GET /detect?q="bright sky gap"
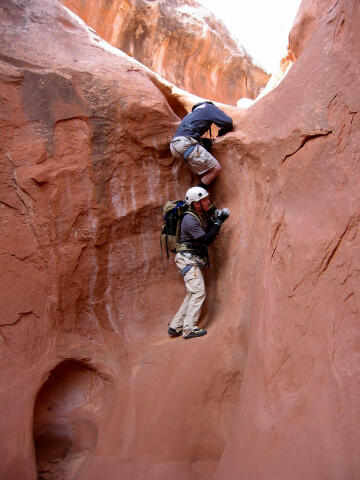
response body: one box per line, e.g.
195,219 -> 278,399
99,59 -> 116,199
198,0 -> 302,73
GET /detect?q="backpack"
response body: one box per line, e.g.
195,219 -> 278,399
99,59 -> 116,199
160,200 -> 188,258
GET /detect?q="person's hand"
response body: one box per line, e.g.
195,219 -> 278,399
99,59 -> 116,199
218,208 -> 230,221
213,208 -> 230,225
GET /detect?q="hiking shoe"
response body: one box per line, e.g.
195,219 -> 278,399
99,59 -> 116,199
183,328 -> 207,339
168,327 -> 182,337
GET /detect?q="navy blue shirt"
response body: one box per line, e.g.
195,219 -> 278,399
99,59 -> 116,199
173,103 -> 233,140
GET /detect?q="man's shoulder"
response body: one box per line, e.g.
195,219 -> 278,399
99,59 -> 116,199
182,212 -> 201,225
181,211 -> 206,240
182,212 -> 204,232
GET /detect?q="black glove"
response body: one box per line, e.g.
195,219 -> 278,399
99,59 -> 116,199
217,128 -> 227,137
207,204 -> 217,220
213,208 -> 230,225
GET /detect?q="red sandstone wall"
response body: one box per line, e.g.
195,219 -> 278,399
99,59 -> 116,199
0,0 -> 360,479
214,0 -> 360,477
60,0 -> 269,105
288,0 -> 335,59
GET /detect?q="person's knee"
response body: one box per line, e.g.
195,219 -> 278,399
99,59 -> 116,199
193,288 -> 206,300
201,162 -> 221,184
208,161 -> 221,176
213,162 -> 221,175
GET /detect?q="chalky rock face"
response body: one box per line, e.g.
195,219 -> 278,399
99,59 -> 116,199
1,0 -> 360,479
61,0 -> 269,105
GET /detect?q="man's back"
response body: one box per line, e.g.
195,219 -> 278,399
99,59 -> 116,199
174,102 -> 233,139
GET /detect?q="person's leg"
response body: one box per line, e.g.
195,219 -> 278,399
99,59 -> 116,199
199,159 -> 222,185
182,266 -> 206,336
169,252 -> 193,335
183,290 -> 206,336
169,291 -> 191,334
187,145 -> 221,186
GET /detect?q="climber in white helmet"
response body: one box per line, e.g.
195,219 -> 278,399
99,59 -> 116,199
168,186 -> 230,339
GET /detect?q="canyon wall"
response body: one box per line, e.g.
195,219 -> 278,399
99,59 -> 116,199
0,0 -> 360,479
214,0 -> 360,477
60,0 -> 269,105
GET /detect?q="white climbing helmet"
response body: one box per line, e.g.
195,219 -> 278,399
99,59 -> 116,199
185,186 -> 209,205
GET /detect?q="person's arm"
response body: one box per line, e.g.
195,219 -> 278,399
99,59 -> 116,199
208,104 -> 233,135
192,209 -> 230,246
193,222 -> 220,246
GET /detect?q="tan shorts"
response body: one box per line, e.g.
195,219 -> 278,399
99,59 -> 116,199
170,136 -> 217,175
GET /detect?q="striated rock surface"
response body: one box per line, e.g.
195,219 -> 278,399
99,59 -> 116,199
60,0 -> 269,105
1,0 -> 360,479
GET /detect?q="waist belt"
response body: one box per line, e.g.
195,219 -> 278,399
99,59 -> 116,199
172,131 -> 200,141
183,145 -> 196,160
176,243 -> 207,256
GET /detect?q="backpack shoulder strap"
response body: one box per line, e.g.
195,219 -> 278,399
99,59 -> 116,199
186,209 -> 206,230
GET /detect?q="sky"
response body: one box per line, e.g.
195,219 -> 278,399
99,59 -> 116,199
198,0 -> 302,73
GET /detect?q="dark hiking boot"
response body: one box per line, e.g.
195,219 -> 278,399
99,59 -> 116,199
168,327 -> 182,337
183,328 -> 207,339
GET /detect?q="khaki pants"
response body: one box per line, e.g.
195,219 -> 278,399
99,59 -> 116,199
170,136 -> 217,175
170,252 -> 206,336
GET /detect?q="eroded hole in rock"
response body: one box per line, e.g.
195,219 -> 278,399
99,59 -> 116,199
148,73 -> 189,118
33,360 -> 108,480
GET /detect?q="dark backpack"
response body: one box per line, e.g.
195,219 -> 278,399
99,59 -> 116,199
160,200 -> 188,258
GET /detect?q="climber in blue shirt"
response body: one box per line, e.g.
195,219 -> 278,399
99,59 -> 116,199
170,101 -> 233,187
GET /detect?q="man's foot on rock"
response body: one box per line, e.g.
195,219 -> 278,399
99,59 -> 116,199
168,327 -> 182,337
183,328 -> 207,339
